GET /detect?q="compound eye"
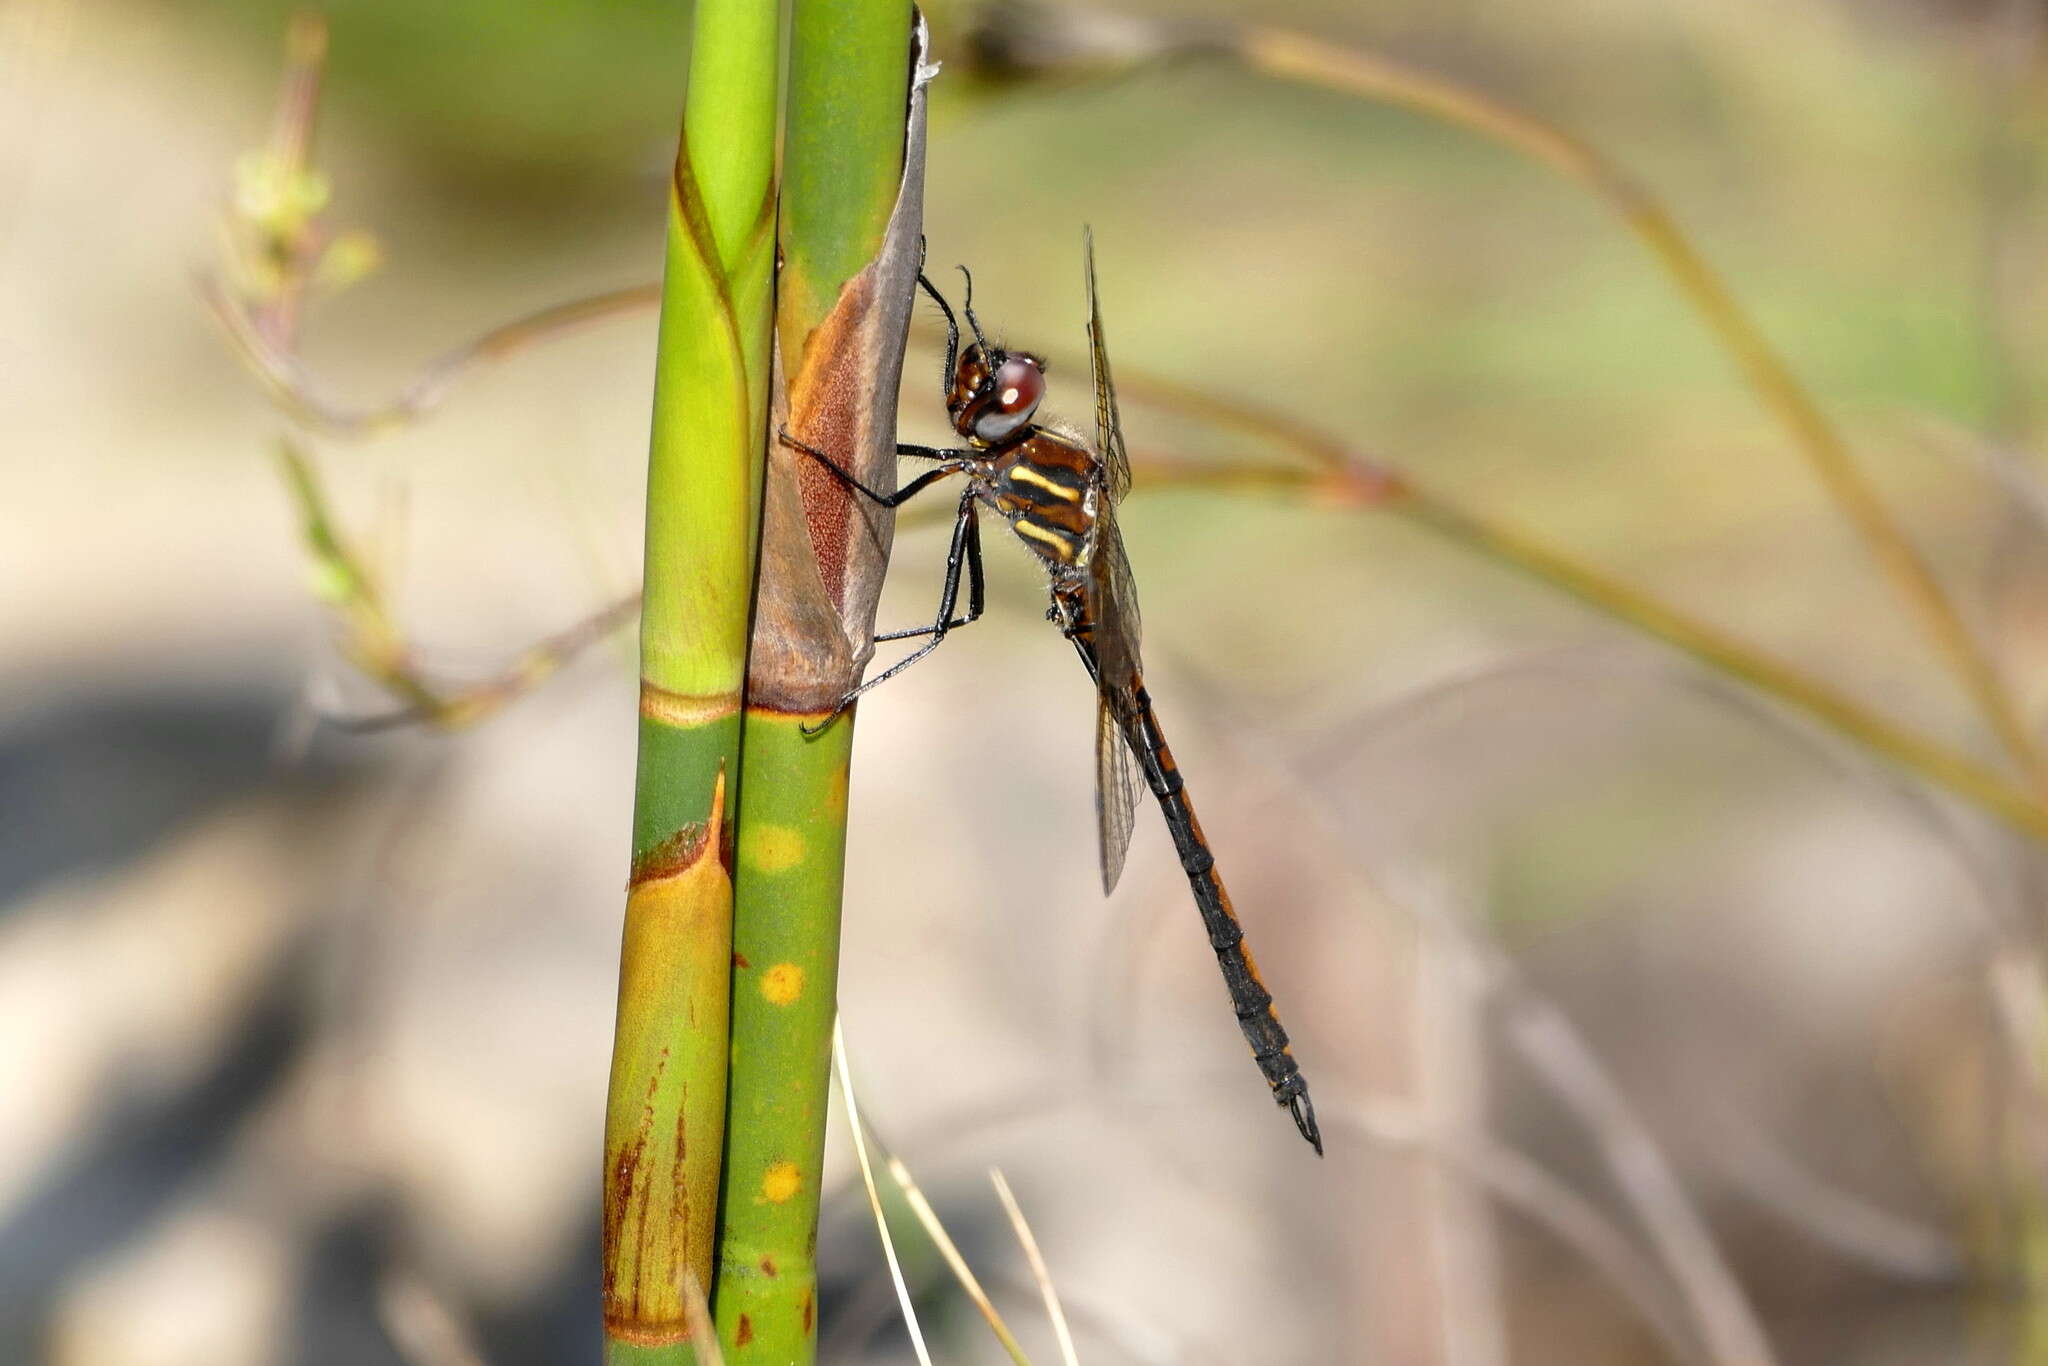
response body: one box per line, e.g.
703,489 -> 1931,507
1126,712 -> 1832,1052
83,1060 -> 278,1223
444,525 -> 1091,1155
993,355 -> 1044,417
972,355 -> 1044,442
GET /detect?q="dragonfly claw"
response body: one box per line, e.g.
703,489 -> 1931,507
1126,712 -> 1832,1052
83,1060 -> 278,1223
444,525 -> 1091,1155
1285,1090 -> 1324,1158
800,701 -> 851,738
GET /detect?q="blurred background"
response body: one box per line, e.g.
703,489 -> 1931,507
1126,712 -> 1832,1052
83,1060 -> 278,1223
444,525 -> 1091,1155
6,0 -> 2048,1361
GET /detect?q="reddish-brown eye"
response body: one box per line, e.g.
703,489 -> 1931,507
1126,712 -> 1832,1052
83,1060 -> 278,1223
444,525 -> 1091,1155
993,355 -> 1044,415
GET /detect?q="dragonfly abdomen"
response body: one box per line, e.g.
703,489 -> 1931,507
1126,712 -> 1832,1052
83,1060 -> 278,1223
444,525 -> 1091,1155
1120,678 -> 1323,1154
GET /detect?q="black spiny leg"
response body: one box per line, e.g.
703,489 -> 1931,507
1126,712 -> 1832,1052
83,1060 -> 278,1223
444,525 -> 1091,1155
802,487 -> 984,735
917,271 -> 960,390
777,428 -> 973,508
875,499 -> 982,642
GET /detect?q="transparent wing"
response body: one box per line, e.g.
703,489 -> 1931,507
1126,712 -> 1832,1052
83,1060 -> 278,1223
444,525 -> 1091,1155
1095,690 -> 1143,894
1088,504 -> 1146,893
1083,226 -> 1132,505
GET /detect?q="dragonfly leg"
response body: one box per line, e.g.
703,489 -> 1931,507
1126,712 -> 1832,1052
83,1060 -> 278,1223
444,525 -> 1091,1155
874,503 -> 983,641
917,270 -> 960,393
800,489 -> 983,736
777,428 -> 972,508
897,441 -> 977,463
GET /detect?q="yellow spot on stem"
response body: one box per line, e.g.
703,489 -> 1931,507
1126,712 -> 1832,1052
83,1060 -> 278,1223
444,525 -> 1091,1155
741,822 -> 805,873
761,1161 -> 802,1204
760,962 -> 805,1005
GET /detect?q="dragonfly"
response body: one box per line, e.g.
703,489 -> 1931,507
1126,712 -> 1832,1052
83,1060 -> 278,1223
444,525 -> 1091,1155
788,230 -> 1321,1155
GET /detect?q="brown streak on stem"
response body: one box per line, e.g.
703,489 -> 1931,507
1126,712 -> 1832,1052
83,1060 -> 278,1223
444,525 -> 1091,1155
629,766 -> 730,886
672,1093 -> 690,1294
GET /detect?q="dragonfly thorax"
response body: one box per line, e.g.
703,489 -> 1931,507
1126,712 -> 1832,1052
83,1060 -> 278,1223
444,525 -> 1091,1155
986,429 -> 1102,570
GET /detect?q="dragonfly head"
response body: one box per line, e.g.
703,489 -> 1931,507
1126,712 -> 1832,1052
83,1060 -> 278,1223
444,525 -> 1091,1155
950,343 -> 1045,445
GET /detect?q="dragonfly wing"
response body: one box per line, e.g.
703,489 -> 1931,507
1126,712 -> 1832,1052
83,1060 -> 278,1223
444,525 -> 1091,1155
1081,230 -> 1144,893
1083,226 -> 1132,505
1086,503 -> 1147,894
1095,689 -> 1143,893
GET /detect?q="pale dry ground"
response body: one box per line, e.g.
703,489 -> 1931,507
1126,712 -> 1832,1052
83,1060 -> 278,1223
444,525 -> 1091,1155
1,0 -> 2037,1362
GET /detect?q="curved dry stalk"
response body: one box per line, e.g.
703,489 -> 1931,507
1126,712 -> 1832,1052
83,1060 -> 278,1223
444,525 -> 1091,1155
990,1169 -> 1081,1366
334,592 -> 642,732
965,0 -> 2043,796
204,277 -> 660,439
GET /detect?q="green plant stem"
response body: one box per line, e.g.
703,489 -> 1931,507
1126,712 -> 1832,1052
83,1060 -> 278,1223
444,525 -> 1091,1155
714,714 -> 857,1360
776,0 -> 916,348
605,2 -> 779,1360
1235,23 -> 2045,794
714,4 -> 912,1360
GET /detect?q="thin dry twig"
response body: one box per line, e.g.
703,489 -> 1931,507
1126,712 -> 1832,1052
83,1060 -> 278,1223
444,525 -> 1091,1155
832,1019 -> 936,1366
203,275 -> 660,439
258,276 -> 2048,834
990,1168 -> 1081,1366
1415,912 -> 1509,1366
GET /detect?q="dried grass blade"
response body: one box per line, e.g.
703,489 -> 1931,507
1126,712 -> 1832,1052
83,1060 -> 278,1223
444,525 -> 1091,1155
990,1168 -> 1080,1366
832,1018 -> 935,1366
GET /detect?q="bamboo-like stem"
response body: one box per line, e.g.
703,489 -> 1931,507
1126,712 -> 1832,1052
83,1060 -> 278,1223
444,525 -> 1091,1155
604,2 -> 779,1360
714,4 -> 917,1361
713,712 -> 857,1359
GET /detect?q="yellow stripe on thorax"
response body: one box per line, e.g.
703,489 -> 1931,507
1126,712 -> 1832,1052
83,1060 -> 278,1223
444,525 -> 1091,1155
1013,517 -> 1081,562
1007,463 -> 1084,503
